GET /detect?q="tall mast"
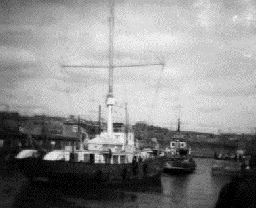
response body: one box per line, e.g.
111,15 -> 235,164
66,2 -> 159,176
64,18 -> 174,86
125,102 -> 129,144
98,105 -> 101,134
77,115 -> 82,150
78,115 -> 81,139
177,107 -> 181,132
61,0 -> 165,138
108,0 -> 114,95
106,0 -> 115,138
177,118 -> 181,132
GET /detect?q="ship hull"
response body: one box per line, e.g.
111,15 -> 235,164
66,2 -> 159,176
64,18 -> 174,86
14,157 -> 165,187
163,158 -> 196,175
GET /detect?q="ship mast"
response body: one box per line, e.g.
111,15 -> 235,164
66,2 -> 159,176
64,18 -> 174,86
61,0 -> 165,139
106,0 -> 115,138
125,102 -> 129,144
177,118 -> 180,132
98,105 -> 102,134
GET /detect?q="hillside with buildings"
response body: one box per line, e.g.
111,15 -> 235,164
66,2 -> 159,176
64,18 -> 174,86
132,121 -> 255,157
0,111 -> 255,158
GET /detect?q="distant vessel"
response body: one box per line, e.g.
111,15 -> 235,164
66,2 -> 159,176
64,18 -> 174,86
211,151 -> 249,176
163,119 -> 196,174
211,160 -> 241,176
14,0 -> 165,187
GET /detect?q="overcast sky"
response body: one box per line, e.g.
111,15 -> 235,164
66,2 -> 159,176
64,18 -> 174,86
1,0 -> 256,134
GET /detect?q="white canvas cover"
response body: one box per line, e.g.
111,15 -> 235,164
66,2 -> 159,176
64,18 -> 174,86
16,149 -> 38,159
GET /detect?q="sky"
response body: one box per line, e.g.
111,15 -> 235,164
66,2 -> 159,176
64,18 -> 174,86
0,0 -> 256,134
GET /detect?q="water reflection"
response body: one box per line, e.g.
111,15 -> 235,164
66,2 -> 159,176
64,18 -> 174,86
11,181 -> 140,208
1,158 -> 234,208
160,159 -> 232,208
12,182 -> 67,208
161,174 -> 190,207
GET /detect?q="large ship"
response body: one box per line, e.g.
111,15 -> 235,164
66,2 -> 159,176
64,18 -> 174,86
14,0 -> 166,187
15,122 -> 164,187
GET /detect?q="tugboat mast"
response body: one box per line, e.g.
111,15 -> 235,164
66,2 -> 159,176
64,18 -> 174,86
177,118 -> 181,132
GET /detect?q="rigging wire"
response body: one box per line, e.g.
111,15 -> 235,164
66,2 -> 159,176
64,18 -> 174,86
148,60 -> 166,125
60,55 -> 74,117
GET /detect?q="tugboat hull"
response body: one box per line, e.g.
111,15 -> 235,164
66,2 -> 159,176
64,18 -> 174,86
163,167 -> 195,175
163,158 -> 196,175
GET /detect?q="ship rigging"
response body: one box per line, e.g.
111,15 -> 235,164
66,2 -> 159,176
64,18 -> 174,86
61,0 -> 165,139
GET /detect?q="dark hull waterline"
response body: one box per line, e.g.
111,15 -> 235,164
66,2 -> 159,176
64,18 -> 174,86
163,167 -> 195,175
163,157 -> 196,175
14,157 -> 166,188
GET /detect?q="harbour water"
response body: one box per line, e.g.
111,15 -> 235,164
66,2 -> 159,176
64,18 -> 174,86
0,158 -> 232,208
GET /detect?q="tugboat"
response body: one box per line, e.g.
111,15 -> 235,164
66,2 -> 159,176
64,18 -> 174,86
163,119 -> 196,175
14,0 -> 165,187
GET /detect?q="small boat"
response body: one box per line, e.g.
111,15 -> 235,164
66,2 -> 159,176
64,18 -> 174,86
211,152 -> 249,176
163,120 -> 196,175
163,143 -> 196,174
211,159 -> 241,176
